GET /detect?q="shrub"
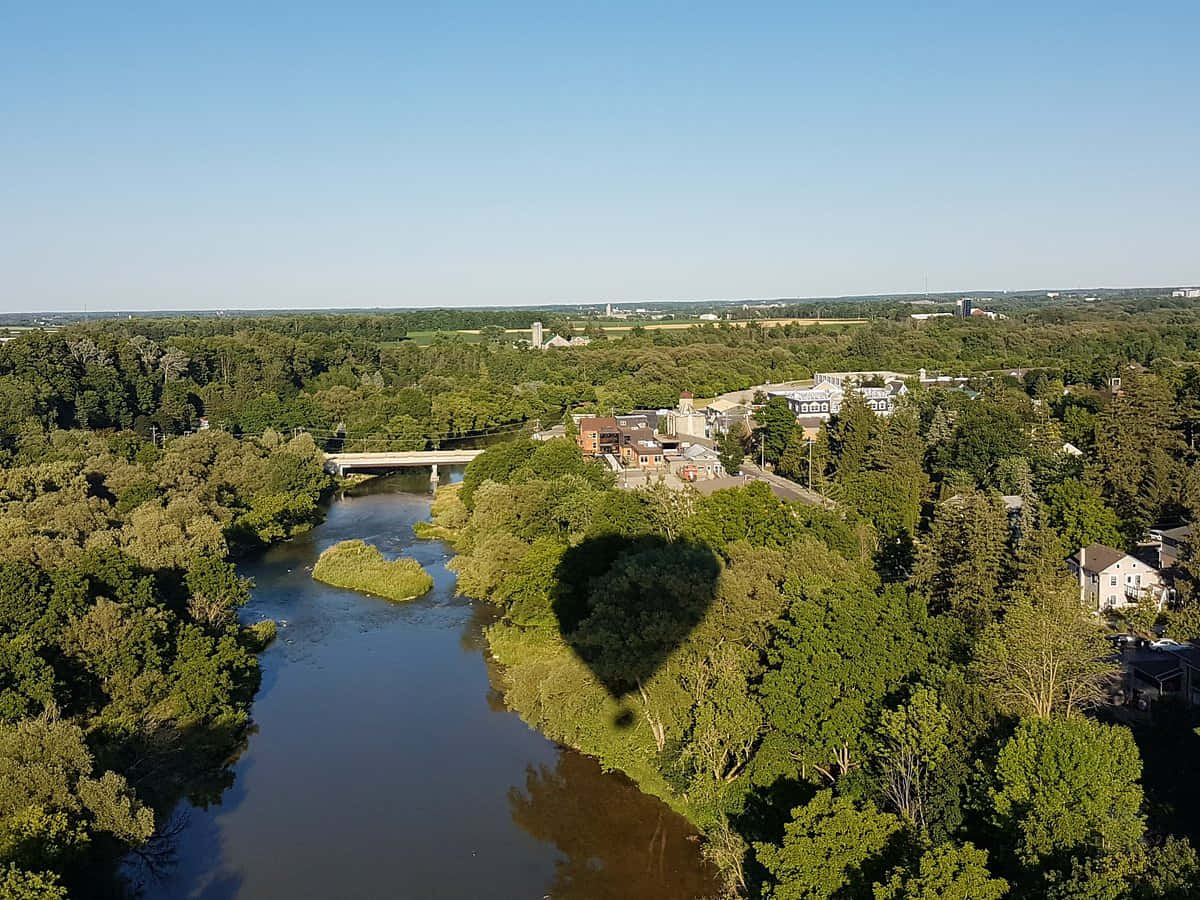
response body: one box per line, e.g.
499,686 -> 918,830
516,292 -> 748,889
312,540 -> 433,602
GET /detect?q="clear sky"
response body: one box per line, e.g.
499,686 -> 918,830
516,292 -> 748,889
2,2 -> 1198,312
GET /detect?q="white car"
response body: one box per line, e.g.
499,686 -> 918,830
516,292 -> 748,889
1150,638 -> 1188,651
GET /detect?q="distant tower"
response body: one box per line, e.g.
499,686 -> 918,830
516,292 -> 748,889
531,321 -> 543,349
679,390 -> 694,414
605,303 -> 612,317
957,298 -> 973,318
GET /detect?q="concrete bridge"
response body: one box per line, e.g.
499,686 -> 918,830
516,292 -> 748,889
324,450 -> 484,478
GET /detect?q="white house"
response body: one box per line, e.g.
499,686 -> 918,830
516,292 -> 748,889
1067,543 -> 1167,612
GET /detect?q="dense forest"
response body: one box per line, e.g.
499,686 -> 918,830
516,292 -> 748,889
2,296 -> 1200,896
0,428 -> 330,896
2,296 -> 1198,452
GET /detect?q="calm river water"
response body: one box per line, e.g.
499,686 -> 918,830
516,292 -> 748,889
132,472 -> 718,899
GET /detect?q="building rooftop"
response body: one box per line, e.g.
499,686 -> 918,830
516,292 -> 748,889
577,416 -> 618,431
614,414 -> 652,430
1156,524 -> 1194,541
706,397 -> 740,413
1071,543 -> 1128,573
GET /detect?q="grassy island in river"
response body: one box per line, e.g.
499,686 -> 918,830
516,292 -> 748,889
313,539 -> 433,602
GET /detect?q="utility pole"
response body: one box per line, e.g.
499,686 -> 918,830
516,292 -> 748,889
807,438 -> 814,488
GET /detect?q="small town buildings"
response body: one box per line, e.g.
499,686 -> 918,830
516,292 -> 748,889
620,429 -> 665,468
624,410 -> 663,431
813,371 -> 908,390
705,398 -> 755,436
669,443 -> 724,481
768,373 -> 905,423
1068,543 -> 1168,612
772,386 -> 836,418
1127,645 -> 1200,707
576,417 -> 620,457
916,368 -> 971,389
663,391 -> 707,439
1172,288 -> 1200,298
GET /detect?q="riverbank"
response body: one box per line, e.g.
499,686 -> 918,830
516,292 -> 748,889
422,483 -> 723,830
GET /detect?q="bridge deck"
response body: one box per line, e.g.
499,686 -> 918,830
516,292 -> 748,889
324,449 -> 484,475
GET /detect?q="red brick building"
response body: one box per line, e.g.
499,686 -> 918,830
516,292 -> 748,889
576,417 -> 620,457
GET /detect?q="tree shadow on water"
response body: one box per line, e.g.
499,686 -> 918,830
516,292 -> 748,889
508,751 -> 722,900
552,536 -> 720,723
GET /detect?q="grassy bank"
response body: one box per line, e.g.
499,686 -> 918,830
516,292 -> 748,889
312,539 -> 433,602
413,482 -> 468,543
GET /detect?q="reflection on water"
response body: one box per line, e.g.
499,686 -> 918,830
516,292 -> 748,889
511,753 -> 721,900
127,470 -> 718,899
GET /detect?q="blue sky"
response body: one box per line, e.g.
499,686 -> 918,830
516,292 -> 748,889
2,2 -> 1197,311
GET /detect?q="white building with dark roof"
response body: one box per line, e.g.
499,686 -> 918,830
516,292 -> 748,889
1068,543 -> 1168,612
768,378 -> 901,422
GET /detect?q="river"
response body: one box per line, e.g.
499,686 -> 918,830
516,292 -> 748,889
130,471 -> 718,899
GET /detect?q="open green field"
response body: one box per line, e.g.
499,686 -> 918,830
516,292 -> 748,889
398,316 -> 866,345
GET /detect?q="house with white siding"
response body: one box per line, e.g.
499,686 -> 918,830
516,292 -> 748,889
1067,543 -> 1168,612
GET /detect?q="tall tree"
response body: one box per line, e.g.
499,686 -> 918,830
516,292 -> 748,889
989,717 -> 1144,874
759,581 -> 923,782
874,687 -> 951,829
753,397 -> 799,466
974,526 -> 1114,718
874,842 -> 1008,900
755,791 -> 903,900
826,389 -> 878,479
1092,373 -> 1183,541
717,421 -> 747,475
914,489 -> 1010,635
1042,478 -> 1124,552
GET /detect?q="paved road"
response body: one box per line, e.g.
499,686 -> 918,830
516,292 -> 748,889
740,462 -> 834,507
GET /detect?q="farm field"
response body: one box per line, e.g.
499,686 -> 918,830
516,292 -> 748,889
400,316 -> 867,345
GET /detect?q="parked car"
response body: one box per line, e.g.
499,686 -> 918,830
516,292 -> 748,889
1150,638 -> 1188,651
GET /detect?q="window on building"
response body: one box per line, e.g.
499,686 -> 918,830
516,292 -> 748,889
1108,594 -> 1117,605
1110,575 -> 1118,586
